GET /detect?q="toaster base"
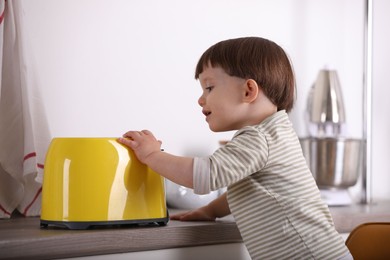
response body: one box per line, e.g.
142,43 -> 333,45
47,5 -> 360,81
40,216 -> 169,230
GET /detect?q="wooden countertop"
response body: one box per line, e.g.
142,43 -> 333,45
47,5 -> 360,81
329,201 -> 390,233
0,210 -> 241,260
1,203 -> 390,260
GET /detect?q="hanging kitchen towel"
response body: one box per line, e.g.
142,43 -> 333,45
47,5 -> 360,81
0,0 -> 51,218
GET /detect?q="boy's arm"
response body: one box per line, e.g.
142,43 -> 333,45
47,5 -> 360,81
145,151 -> 194,188
171,192 -> 231,221
118,130 -> 230,222
118,130 -> 194,188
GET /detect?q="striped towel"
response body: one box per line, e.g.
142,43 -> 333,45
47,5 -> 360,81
0,0 -> 51,218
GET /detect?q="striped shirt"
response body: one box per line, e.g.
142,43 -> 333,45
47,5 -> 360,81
193,110 -> 350,259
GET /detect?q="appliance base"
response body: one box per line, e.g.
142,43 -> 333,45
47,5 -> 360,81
40,216 -> 169,230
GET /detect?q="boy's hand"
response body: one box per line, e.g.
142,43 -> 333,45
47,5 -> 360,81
171,193 -> 230,222
118,130 -> 162,165
170,206 -> 217,221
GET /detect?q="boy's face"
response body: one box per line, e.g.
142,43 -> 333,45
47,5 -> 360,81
198,66 -> 249,132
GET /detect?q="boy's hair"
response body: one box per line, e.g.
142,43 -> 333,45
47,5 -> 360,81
195,37 -> 295,112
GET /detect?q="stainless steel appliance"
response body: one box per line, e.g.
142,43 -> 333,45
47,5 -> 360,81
300,69 -> 362,205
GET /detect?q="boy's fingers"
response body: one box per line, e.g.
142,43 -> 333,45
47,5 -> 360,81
118,137 -> 138,148
122,130 -> 141,139
141,129 -> 153,135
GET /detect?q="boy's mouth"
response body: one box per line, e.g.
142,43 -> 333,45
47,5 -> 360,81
202,110 -> 211,116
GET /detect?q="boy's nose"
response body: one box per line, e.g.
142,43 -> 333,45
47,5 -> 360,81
198,96 -> 205,107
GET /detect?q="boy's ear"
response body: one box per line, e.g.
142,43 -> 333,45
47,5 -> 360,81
243,79 -> 259,103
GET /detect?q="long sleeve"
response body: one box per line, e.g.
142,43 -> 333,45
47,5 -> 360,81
193,157 -> 211,195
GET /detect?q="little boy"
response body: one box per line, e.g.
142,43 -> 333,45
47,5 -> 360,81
119,37 -> 352,260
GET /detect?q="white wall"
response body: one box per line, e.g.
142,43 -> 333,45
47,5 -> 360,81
21,0 -> 389,201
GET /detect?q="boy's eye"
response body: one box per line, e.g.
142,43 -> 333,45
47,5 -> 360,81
205,86 -> 214,92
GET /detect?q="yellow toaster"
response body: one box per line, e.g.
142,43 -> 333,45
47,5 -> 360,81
40,137 -> 168,229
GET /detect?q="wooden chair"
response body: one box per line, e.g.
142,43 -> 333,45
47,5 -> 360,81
345,222 -> 390,260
